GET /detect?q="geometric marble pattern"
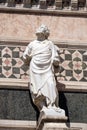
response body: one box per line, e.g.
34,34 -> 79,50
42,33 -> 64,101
57,49 -> 87,81
0,46 -> 29,80
0,45 -> 87,81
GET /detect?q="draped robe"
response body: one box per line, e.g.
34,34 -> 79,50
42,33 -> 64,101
23,40 -> 60,109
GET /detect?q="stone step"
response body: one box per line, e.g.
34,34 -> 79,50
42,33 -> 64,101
0,120 -> 36,130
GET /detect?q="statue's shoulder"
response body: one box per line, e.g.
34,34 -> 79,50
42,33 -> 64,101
48,40 -> 60,51
46,40 -> 53,45
28,40 -> 37,48
47,40 -> 55,47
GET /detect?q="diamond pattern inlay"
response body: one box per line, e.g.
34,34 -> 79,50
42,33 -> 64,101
0,45 -> 87,81
59,49 -> 87,81
1,46 -> 29,79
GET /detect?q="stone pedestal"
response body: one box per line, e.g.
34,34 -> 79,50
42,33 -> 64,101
37,112 -> 81,130
37,111 -> 68,130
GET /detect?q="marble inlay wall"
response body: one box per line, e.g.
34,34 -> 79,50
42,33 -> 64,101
0,44 -> 87,82
0,89 -> 87,123
1,13 -> 87,42
0,45 -> 29,79
58,49 -> 87,81
0,0 -> 86,11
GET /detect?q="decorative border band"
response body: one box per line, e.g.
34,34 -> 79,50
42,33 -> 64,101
0,120 -> 86,130
0,6 -> 87,17
0,38 -> 87,49
0,78 -> 87,92
0,39 -> 87,92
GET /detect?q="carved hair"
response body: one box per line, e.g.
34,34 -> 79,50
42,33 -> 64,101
36,24 -> 50,39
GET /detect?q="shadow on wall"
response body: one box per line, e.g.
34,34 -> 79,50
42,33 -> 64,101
57,81 -> 87,125
28,90 -> 40,122
57,82 -> 70,127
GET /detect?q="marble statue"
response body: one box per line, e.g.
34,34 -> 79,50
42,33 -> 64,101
23,25 -> 65,117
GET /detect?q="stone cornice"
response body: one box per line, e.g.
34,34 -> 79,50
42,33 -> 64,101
0,38 -> 87,49
0,78 -> 87,92
0,0 -> 87,17
0,6 -> 87,17
0,119 -> 86,130
0,119 -> 36,130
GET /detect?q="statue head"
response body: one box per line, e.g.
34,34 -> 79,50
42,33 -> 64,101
36,24 -> 50,40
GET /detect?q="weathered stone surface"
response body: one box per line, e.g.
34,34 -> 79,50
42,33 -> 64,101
55,0 -> 62,9
37,113 -> 68,130
39,0 -> 46,9
0,13 -> 87,42
59,92 -> 87,123
0,90 -> 87,123
22,0 -> 31,7
71,0 -> 78,10
37,113 -> 81,130
7,0 -> 15,6
0,89 -> 38,120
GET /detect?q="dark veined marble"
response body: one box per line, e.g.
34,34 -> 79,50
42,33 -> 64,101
0,89 -> 87,123
0,89 -> 39,120
59,92 -> 87,123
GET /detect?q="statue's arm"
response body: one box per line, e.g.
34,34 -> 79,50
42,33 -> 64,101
53,45 -> 60,67
23,43 -> 32,65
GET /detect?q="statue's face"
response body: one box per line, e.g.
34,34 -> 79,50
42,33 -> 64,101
36,25 -> 50,40
36,32 -> 45,41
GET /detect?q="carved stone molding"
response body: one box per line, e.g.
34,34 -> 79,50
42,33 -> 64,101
71,0 -> 78,10
39,0 -> 47,9
0,0 -> 87,12
23,0 -> 31,4
86,0 -> 87,8
78,0 -> 86,10
7,0 -> 15,3
85,0 -> 87,7
23,0 -> 31,7
55,0 -> 62,9
6,0 -> 15,6
0,120 -> 36,130
62,0 -> 70,9
0,120 -> 86,130
46,0 -> 54,6
0,78 -> 87,92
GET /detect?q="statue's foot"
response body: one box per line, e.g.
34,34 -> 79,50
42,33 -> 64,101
41,106 -> 48,112
47,105 -> 65,115
52,106 -> 64,113
40,105 -> 65,117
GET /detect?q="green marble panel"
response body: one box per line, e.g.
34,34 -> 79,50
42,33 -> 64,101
0,89 -> 39,120
0,89 -> 87,123
59,92 -> 87,123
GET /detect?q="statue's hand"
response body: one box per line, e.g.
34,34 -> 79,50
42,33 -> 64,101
53,60 -> 59,67
23,55 -> 31,66
53,60 -> 60,78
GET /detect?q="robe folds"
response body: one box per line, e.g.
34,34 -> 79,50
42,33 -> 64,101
23,39 -> 60,108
